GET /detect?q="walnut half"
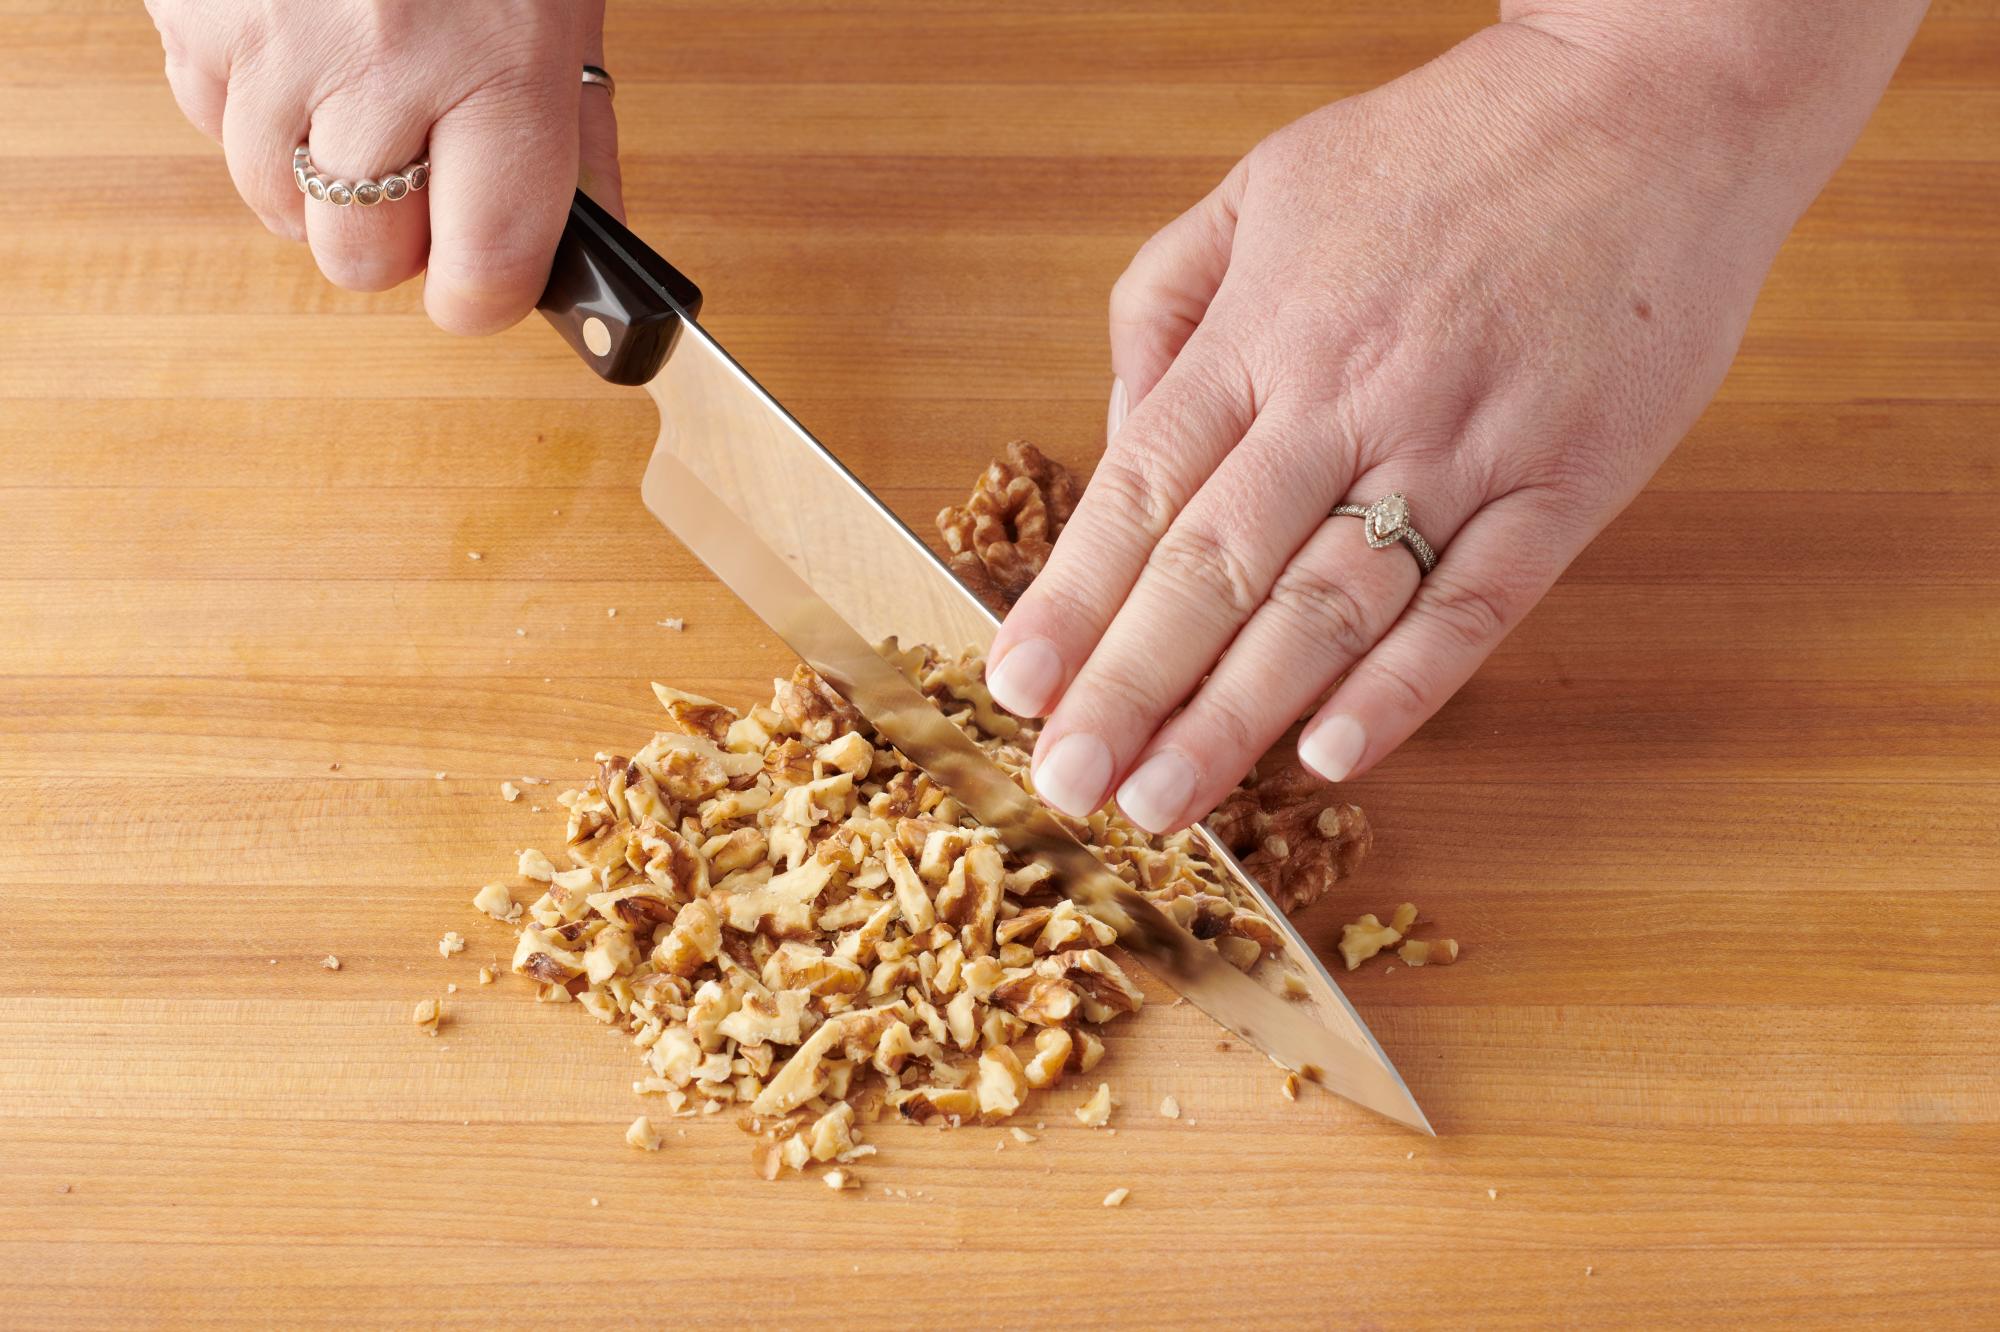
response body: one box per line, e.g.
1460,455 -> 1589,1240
935,441 -> 1080,612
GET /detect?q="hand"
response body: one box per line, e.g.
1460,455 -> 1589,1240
145,0 -> 619,334
984,20 -> 1823,832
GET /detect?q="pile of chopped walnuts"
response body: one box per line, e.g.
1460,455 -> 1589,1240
469,649 -> 1313,1181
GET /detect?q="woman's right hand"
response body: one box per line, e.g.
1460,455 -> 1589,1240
145,0 -> 620,334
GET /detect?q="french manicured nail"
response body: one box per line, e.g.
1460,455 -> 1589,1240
986,638 -> 1064,717
1034,732 -> 1114,817
1300,714 -> 1367,782
1107,376 -> 1129,442
1116,750 -> 1198,834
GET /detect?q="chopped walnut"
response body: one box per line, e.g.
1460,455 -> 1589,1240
625,1115 -> 662,1151
477,966 -> 495,985
1337,915 -> 1401,971
501,781 -> 522,803
1102,1187 -> 1130,1208
1397,938 -> 1459,967
438,931 -> 466,958
1075,1082 -> 1115,1128
466,646 -> 1365,1181
1159,1095 -> 1180,1120
412,997 -> 442,1035
1281,1072 -> 1300,1102
934,441 -> 1081,611
321,955 -> 341,971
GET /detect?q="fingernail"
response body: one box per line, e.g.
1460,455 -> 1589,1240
1107,377 -> 1129,443
1116,750 -> 1198,834
1033,732 -> 1113,817
1299,714 -> 1367,782
987,638 -> 1064,717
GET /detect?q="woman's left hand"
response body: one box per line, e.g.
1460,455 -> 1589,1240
982,19 -> 1815,832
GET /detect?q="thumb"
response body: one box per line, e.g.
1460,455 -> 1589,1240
1106,158 -> 1244,437
578,1 -> 624,221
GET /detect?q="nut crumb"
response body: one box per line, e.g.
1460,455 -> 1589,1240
1488,1188 -> 1499,1201
412,997 -> 442,1035
438,931 -> 466,958
500,781 -> 522,802
626,1116 -> 662,1151
1585,1265 -> 1594,1277
1281,1072 -> 1300,1102
445,982 -> 458,994
58,1184 -> 71,1195
328,762 -> 341,771
589,1197 -> 600,1207
824,1169 -> 858,1191
1010,1128 -> 1036,1144
467,551 -> 482,561
434,771 -> 447,780
1407,1151 -> 1415,1160
478,966 -> 495,985
515,628 -> 526,637
1075,1083 -> 1114,1128
1159,1096 -> 1180,1120
606,608 -> 617,618
321,955 -> 341,971
657,617 -> 685,631
1102,1187 -> 1130,1208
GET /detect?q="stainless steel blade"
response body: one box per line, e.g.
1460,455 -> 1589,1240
638,317 -> 1430,1134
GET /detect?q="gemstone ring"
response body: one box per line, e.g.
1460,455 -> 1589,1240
1330,492 -> 1437,575
293,145 -> 428,207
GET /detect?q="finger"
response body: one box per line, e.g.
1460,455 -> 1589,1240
1297,490 -> 1576,784
1108,160 -> 1245,423
1029,404 -> 1365,823
220,72 -> 308,243
423,71 -> 580,335
302,92 -> 432,292
1114,474 -> 1488,834
162,51 -> 225,144
986,331 -> 1254,729
577,3 -> 625,221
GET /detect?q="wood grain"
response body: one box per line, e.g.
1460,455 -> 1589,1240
2,2 -> 1996,1327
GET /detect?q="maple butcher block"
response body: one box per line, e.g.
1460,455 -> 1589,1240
1,0 -> 1996,1325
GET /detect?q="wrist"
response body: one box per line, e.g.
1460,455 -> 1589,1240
1493,1 -> 1926,222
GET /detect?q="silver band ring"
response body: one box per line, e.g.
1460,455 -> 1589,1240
1330,492 -> 1438,575
294,146 -> 428,207
582,64 -> 616,100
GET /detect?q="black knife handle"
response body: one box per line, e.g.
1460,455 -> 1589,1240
537,188 -> 703,386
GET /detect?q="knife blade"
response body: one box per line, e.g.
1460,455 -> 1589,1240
538,190 -> 1431,1134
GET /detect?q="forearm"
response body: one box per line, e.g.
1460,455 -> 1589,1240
1495,0 -> 1928,228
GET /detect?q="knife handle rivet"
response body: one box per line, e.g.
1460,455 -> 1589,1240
582,316 -> 612,357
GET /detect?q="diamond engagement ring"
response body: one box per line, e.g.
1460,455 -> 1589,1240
294,146 -> 428,207
1330,492 -> 1438,574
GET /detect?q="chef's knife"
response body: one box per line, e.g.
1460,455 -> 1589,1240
536,189 -> 1430,1134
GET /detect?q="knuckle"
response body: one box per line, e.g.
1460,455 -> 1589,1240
1417,573 -> 1516,653
1190,687 -> 1264,763
1147,525 -> 1261,619
1360,651 -> 1435,719
1088,455 -> 1180,542
1266,563 -> 1377,663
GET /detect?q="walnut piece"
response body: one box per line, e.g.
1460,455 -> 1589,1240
934,441 -> 1080,612
625,1115 -> 662,1151
321,955 -> 341,971
1102,1187 -> 1130,1208
1397,938 -> 1459,967
1075,1082 -> 1114,1128
1337,914 -> 1401,971
1209,753 -> 1372,917
412,997 -> 442,1035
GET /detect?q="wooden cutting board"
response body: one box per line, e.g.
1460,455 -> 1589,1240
2,2 -> 1996,1325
